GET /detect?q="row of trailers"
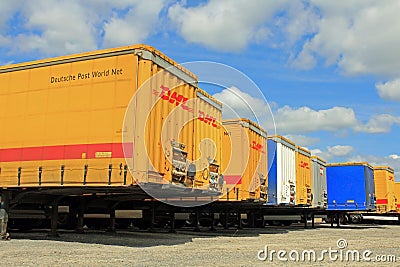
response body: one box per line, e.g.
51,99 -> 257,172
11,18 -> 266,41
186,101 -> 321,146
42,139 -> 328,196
0,44 -> 399,236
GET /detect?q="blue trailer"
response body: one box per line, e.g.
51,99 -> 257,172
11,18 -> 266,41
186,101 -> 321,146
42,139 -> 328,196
326,162 -> 376,211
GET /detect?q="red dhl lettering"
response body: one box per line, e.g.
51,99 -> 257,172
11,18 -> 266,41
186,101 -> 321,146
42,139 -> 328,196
153,85 -> 193,112
300,161 -> 310,169
250,141 -> 265,153
389,176 -> 394,181
198,111 -> 220,128
153,85 -> 219,129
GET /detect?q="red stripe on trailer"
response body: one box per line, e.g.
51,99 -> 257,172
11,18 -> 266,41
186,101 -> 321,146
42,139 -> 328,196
0,142 -> 133,162
224,175 -> 242,185
376,199 -> 388,205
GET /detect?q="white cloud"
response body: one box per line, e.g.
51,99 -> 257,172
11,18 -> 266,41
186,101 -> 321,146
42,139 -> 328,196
274,105 -> 357,133
103,0 -> 165,47
354,114 -> 400,133
213,88 -> 398,137
290,44 -> 318,70
0,1 -> 21,46
13,1 -> 99,54
312,145 -> 354,161
273,105 -> 400,135
168,0 -> 286,52
327,145 -> 354,157
212,86 -> 279,136
276,1 -> 321,49
390,154 -> 400,160
349,154 -> 400,181
213,86 -> 269,122
0,2 -> 20,31
376,79 -> 400,102
284,134 -> 320,147
0,1 -> 167,56
293,1 -> 400,77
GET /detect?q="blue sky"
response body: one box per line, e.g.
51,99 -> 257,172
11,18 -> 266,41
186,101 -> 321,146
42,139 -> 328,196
1,0 -> 400,179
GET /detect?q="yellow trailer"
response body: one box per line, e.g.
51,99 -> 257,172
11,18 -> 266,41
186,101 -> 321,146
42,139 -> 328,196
191,88 -> 223,190
220,118 -> 267,201
394,182 -> 400,213
0,44 -> 220,191
374,166 -> 396,213
295,145 -> 312,205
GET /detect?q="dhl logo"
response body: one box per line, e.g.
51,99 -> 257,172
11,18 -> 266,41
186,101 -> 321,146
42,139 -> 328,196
300,161 -> 310,169
198,111 -> 220,128
250,141 -> 265,153
389,176 -> 394,181
153,85 -> 219,129
153,85 -> 193,112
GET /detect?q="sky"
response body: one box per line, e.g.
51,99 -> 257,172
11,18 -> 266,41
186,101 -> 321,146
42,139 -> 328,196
1,0 -> 400,179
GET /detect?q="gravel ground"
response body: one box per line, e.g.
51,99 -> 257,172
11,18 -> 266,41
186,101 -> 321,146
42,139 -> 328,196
1,223 -> 399,266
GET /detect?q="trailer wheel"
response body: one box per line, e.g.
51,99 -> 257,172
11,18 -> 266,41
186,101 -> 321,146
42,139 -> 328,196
116,219 -> 132,229
10,219 -> 43,232
174,220 -> 186,228
254,218 -> 265,228
85,218 -> 109,230
218,213 -> 235,228
282,221 -> 292,226
340,215 -> 349,224
349,214 -> 361,224
58,212 -> 77,230
133,219 -> 150,230
266,220 -> 281,226
199,219 -> 212,227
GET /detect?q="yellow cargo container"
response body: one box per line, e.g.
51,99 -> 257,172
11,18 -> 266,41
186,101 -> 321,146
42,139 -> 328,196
220,118 -> 267,201
374,166 -> 396,213
0,44 -> 218,189
295,145 -> 312,205
191,89 -> 223,190
394,182 -> 400,212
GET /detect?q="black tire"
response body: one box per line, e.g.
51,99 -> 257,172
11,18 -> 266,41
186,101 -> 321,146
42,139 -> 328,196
58,212 -> 77,230
10,219 -> 43,232
282,221 -> 292,226
116,219 -> 132,229
84,218 -> 109,230
174,220 -> 186,228
266,220 -> 281,226
133,219 -> 150,230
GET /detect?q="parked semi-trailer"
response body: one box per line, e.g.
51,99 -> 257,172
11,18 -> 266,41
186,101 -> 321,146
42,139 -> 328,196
0,44 -> 224,191
191,89 -> 223,190
0,44 -> 225,230
326,162 -> 375,211
374,166 -> 396,213
267,135 -> 296,205
295,145 -> 312,206
311,156 -> 327,209
352,166 -> 399,224
220,118 -> 267,201
395,182 -> 400,213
